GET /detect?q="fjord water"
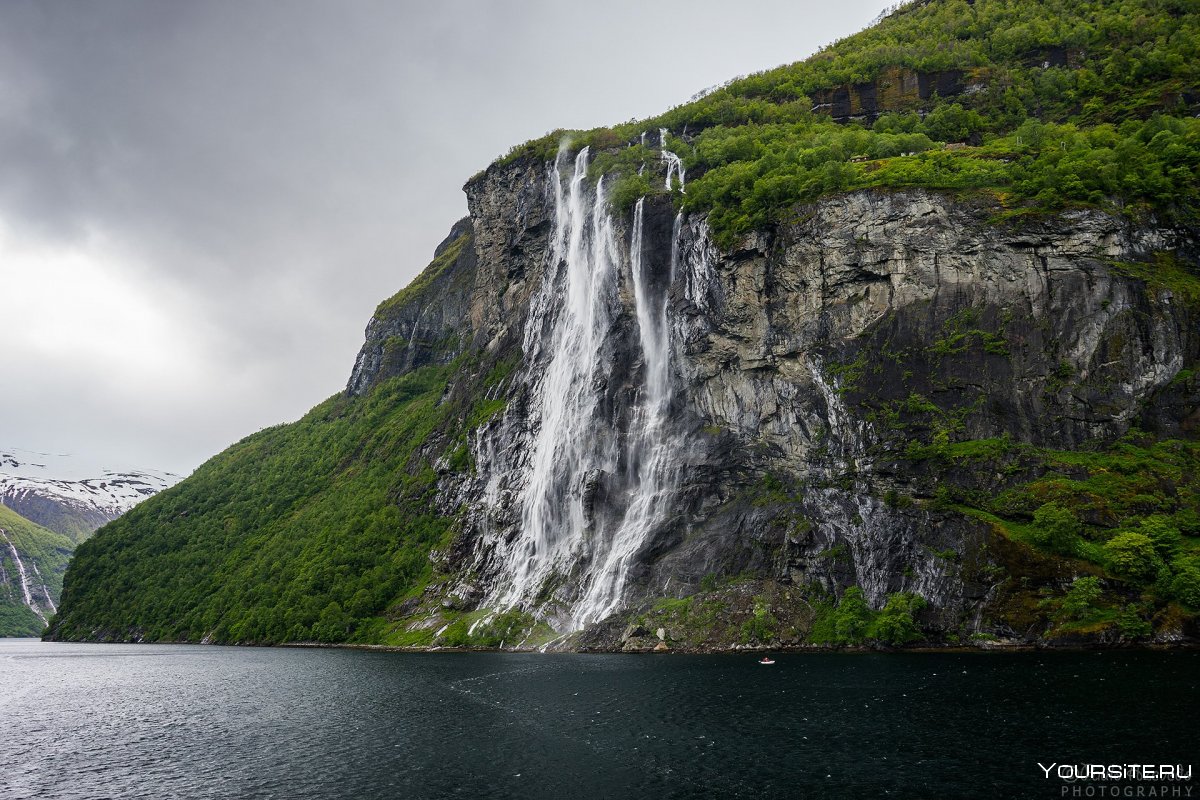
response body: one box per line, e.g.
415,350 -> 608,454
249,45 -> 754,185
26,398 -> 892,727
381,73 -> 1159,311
2,640 -> 1196,799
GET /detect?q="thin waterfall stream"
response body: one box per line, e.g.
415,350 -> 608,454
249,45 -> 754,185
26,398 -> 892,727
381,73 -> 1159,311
660,128 -> 685,193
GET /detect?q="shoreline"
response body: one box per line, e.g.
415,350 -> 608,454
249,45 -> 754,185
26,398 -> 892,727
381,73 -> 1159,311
283,640 -> 1200,655
34,636 -> 1197,654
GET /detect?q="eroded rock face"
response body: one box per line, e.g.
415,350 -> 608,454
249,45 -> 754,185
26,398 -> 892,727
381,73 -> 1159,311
681,190 -> 1188,451
347,217 -> 478,396
657,192 -> 1194,632
371,155 -> 1198,641
810,65 -> 970,123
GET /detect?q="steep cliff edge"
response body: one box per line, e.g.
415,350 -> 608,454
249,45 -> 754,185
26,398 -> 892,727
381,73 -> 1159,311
46,0 -> 1200,648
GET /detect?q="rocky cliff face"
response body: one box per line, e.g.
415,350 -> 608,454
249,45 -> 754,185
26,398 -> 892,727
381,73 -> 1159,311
347,216 -> 478,396
810,65 -> 972,123
350,146 -> 1197,648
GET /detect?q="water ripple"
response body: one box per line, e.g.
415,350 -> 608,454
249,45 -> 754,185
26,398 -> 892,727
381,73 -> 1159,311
0,641 -> 1195,799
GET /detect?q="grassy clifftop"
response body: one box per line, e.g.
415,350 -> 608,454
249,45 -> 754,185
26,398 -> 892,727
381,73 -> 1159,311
489,0 -> 1198,246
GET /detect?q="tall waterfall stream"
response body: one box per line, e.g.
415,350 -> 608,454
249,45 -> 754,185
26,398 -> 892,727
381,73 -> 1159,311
479,141 -> 694,630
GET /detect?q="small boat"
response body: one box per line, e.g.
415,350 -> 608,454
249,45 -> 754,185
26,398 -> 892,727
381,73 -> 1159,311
759,657 -> 775,665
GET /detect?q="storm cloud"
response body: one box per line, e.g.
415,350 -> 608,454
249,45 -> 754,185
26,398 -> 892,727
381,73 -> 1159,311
0,0 -> 883,475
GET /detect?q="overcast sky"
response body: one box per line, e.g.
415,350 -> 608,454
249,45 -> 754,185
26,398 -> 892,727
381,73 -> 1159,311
0,0 -> 885,477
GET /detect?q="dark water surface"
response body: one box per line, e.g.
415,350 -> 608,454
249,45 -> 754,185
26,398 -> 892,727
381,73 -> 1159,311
1,639 -> 1195,799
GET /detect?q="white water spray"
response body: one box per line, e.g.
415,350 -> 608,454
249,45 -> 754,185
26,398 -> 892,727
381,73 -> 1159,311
30,561 -> 55,614
485,145 -> 622,613
679,217 -> 718,314
573,198 -> 682,625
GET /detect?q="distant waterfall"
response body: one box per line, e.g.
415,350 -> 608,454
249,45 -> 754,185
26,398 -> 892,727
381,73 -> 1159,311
30,560 -> 56,614
1,529 -> 49,624
480,143 -> 686,629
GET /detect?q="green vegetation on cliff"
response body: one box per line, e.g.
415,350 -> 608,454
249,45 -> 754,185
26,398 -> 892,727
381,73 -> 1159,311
845,379 -> 1200,638
683,113 -> 1199,246
927,435 -> 1200,618
496,0 -> 1199,246
374,233 -> 470,321
47,357 -> 495,644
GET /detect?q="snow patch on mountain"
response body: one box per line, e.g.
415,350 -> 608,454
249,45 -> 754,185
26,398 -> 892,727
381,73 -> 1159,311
0,446 -> 180,525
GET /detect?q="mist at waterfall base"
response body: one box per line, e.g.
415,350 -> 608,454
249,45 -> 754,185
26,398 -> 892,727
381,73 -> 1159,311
3,641 -> 1196,799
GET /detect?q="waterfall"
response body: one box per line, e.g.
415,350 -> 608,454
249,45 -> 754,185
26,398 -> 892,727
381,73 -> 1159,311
403,304 -> 428,369
484,144 -> 622,614
479,143 -> 686,629
572,197 -> 681,626
1,529 -> 48,624
679,217 -> 718,314
660,128 -> 685,193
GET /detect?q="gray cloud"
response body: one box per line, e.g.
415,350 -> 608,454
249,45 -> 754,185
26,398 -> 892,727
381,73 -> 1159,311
0,0 -> 884,475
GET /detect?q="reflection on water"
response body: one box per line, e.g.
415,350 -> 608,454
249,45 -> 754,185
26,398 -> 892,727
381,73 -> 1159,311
1,639 -> 1196,799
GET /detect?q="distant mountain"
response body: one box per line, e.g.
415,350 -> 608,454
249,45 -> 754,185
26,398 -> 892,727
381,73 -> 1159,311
0,448 -> 179,543
0,503 -> 71,636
